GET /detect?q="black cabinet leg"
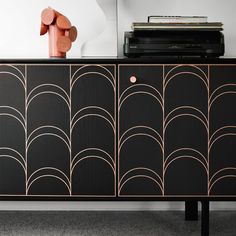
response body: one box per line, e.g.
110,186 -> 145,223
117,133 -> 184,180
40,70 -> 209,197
185,201 -> 198,221
201,200 -> 209,236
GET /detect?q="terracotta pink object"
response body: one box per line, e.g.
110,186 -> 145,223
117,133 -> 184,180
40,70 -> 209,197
40,7 -> 77,58
65,26 -> 77,42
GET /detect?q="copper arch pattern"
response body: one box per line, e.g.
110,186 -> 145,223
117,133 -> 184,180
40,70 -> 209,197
0,64 -> 115,197
0,64 -> 235,197
118,64 -> 236,197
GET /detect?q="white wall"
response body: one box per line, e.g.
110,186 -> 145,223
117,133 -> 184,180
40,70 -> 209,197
0,0 -> 105,58
1,0 -> 236,57
0,0 -> 235,211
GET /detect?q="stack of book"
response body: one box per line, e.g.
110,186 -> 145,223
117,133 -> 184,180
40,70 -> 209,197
124,15 -> 225,57
131,15 -> 223,31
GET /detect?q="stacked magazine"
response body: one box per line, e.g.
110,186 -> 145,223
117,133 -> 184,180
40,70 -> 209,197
132,15 -> 223,31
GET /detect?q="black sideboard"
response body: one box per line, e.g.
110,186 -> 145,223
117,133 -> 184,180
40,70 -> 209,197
0,58 -> 235,235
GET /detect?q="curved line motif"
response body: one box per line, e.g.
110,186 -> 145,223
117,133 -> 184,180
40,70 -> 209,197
119,167 -> 163,186
119,126 -> 162,145
0,71 -> 25,88
164,72 -> 208,91
0,147 -> 25,165
71,72 -> 115,91
119,175 -> 164,195
210,83 -> 236,101
209,133 -> 236,151
119,92 -> 163,111
0,113 -> 26,133
119,83 -> 163,104
209,92 -> 236,108
0,106 -> 25,122
27,84 -> 70,101
27,125 -> 70,144
164,155 -> 208,174
71,106 -> 114,124
164,106 -> 208,125
0,155 -> 26,172
72,148 -> 114,166
27,167 -> 70,184
71,64 -> 115,82
119,133 -> 163,154
209,126 -> 236,144
164,64 -> 208,81
71,156 -> 115,174
4,64 -> 25,79
71,114 -> 115,132
209,168 -> 236,184
26,91 -> 70,110
26,175 -> 70,194
209,175 -> 236,193
164,114 -> 208,134
164,148 -> 207,166
26,133 -> 70,152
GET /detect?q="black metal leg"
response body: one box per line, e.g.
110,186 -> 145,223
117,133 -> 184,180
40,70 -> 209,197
185,201 -> 198,221
201,200 -> 209,236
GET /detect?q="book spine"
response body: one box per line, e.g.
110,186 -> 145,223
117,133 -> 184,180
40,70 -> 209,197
133,22 -> 223,27
148,16 -> 208,23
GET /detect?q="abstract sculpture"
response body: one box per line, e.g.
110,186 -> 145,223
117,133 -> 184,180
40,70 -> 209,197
40,7 -> 77,58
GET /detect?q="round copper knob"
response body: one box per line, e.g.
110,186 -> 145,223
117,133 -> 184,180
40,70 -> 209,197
130,76 -> 137,84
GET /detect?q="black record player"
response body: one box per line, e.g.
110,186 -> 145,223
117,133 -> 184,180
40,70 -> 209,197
124,30 -> 225,57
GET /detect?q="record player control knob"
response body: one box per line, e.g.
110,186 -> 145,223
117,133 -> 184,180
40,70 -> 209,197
130,76 -> 137,84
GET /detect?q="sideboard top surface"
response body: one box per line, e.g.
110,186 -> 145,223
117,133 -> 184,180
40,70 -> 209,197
0,57 -> 236,64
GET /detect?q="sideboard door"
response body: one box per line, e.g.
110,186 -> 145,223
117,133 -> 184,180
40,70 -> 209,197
27,65 -> 71,196
118,64 -> 209,197
0,65 -> 26,195
0,64 -> 116,197
163,65 -> 208,196
118,65 -> 164,196
71,65 -> 116,196
209,65 -> 236,196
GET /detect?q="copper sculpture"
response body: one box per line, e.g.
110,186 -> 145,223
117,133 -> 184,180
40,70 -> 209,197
40,7 -> 77,58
